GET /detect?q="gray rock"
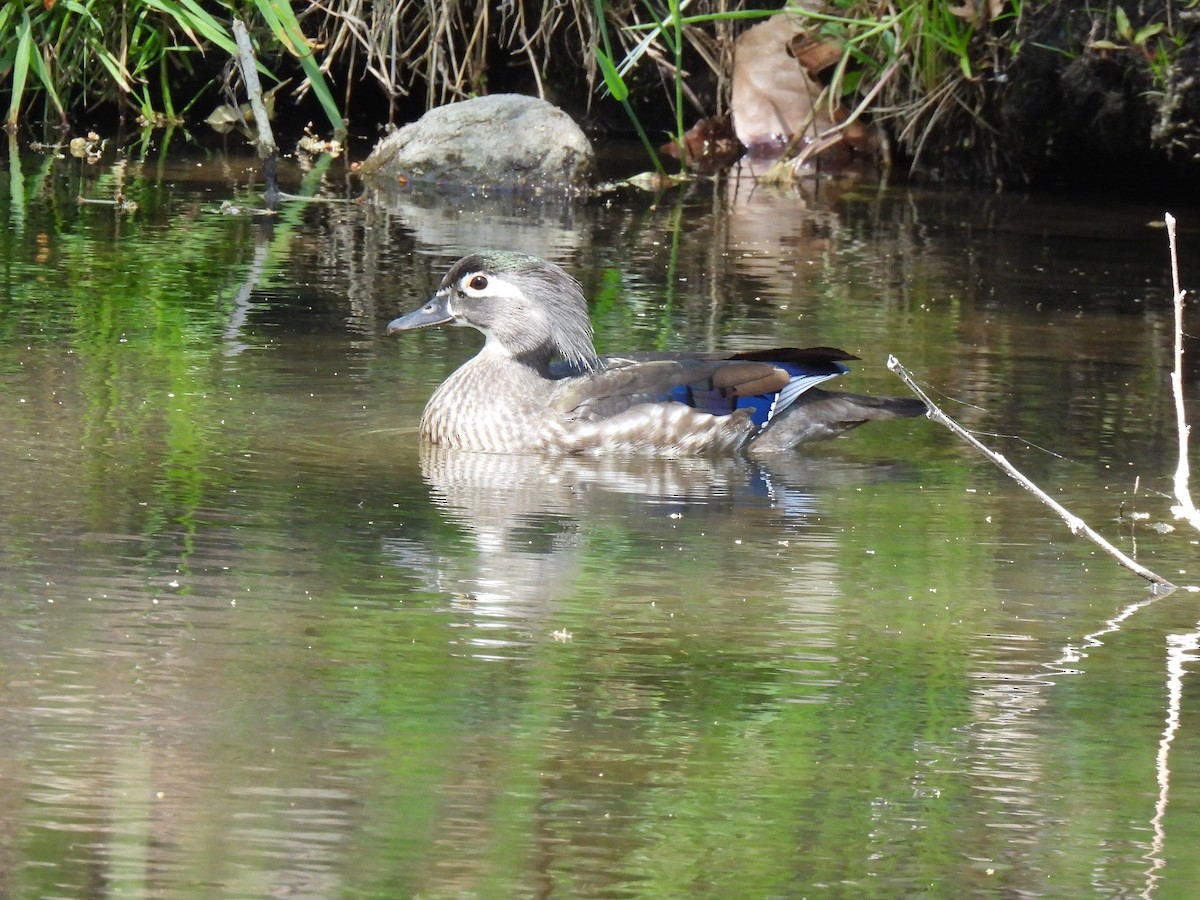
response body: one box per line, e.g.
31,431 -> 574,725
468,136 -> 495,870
360,94 -> 594,192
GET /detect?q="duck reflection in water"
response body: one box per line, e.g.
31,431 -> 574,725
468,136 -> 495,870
383,445 -> 915,622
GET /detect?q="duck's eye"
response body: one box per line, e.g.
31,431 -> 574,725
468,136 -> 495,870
468,274 -> 488,291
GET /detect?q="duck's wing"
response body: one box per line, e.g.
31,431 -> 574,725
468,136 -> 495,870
549,347 -> 854,427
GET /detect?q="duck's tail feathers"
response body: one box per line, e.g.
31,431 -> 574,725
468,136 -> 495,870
748,389 -> 927,453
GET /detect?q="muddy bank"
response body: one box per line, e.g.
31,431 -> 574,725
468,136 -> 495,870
580,1 -> 1200,196
945,1 -> 1200,194
10,1 -> 1199,198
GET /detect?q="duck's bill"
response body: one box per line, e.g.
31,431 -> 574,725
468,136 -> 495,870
387,294 -> 453,333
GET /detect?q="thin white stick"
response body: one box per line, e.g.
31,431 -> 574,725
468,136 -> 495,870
1166,214 -> 1200,531
887,356 -> 1176,590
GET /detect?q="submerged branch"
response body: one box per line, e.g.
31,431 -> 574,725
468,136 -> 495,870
887,356 -> 1176,591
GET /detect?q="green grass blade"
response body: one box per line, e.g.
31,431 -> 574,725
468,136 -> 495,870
26,28 -> 67,119
669,0 -> 685,164
595,48 -> 629,102
97,51 -> 134,93
1114,6 -> 1132,41
159,55 -> 176,120
6,9 -> 32,126
1135,23 -> 1165,44
254,0 -> 344,133
8,9 -> 68,121
59,0 -> 103,27
638,0 -> 677,53
164,0 -> 239,55
253,0 -> 297,55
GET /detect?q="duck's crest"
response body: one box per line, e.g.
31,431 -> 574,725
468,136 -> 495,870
483,251 -> 601,373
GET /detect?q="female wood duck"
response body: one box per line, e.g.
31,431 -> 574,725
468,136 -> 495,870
387,251 -> 926,455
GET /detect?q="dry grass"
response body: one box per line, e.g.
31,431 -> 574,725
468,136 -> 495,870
299,0 -> 750,123
300,0 -> 587,117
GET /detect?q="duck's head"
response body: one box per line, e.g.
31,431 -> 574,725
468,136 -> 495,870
387,251 -> 601,373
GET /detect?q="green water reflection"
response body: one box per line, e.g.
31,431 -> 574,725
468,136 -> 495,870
1,144 -> 1199,897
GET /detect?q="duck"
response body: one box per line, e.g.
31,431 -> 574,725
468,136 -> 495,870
386,251 -> 926,455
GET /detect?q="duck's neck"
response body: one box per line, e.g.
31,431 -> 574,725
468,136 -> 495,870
508,339 -> 597,380
504,326 -> 601,376
511,345 -> 556,377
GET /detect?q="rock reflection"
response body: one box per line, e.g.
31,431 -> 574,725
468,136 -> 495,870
365,185 -> 585,264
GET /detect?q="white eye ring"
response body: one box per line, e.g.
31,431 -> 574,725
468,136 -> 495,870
464,273 -> 489,293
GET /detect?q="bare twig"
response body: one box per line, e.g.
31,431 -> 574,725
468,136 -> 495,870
1165,213 -> 1200,530
232,20 -> 277,159
887,356 -> 1176,590
232,19 -> 279,209
790,58 -> 900,172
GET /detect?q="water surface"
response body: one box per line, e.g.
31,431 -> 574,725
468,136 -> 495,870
2,142 -> 1200,897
